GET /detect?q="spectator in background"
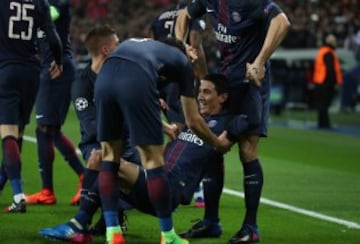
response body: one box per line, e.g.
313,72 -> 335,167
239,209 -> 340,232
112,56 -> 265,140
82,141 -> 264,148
312,34 -> 343,128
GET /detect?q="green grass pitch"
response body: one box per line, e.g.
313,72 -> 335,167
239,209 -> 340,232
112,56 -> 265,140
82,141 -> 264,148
0,107 -> 359,243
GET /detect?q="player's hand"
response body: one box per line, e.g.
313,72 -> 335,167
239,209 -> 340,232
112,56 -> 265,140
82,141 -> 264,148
185,43 -> 198,63
88,149 -> 102,170
163,122 -> 179,140
49,61 -> 63,79
215,131 -> 234,153
246,62 -> 265,87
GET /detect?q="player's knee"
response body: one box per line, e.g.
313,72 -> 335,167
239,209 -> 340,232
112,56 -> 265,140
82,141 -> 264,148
101,141 -> 122,162
239,136 -> 259,163
36,124 -> 60,134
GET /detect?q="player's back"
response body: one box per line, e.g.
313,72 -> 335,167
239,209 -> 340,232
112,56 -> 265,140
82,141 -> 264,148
0,0 -> 52,66
151,0 -> 204,41
151,2 -> 184,40
109,38 -> 194,96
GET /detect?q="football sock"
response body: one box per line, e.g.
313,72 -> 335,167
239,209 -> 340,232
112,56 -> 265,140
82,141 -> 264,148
14,193 -> 25,203
2,136 -> 23,196
54,131 -> 84,175
36,128 -> 55,190
146,166 -> 172,231
203,160 -> 224,222
0,162 -> 7,191
82,168 -> 99,191
73,210 -> 91,229
17,136 -> 23,152
79,168 -> 99,205
243,159 -> 263,226
99,161 -> 119,227
78,178 -> 101,225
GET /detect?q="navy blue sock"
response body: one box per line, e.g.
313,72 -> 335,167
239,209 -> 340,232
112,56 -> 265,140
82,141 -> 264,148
36,128 -> 55,190
0,161 -> 7,191
243,159 -> 263,226
73,210 -> 92,229
17,137 -> 23,152
82,168 -> 99,193
146,166 -> 172,231
99,161 -> 119,227
2,136 -> 23,195
0,136 -> 24,191
78,175 -> 101,226
203,161 -> 224,223
54,131 -> 84,176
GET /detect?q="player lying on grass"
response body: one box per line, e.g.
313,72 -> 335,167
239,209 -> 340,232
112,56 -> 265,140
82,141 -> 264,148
39,73 -> 245,243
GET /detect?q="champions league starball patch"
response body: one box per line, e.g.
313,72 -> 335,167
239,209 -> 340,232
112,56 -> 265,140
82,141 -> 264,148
75,97 -> 89,111
208,120 -> 218,128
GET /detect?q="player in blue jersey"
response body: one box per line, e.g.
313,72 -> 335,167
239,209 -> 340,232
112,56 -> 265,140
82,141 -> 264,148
0,0 -> 63,213
175,0 -> 290,243
149,0 -> 209,208
94,38 -> 230,244
71,25 -> 140,239
150,0 -> 208,81
25,0 -> 85,206
40,73 -> 233,243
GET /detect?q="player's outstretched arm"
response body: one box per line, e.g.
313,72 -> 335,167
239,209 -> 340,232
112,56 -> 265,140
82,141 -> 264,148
175,9 -> 191,42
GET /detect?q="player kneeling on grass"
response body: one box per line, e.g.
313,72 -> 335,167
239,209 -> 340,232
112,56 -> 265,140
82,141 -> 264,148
39,73 -> 243,243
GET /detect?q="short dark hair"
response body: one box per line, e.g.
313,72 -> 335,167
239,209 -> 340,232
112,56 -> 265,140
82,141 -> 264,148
201,73 -> 229,95
85,25 -> 117,55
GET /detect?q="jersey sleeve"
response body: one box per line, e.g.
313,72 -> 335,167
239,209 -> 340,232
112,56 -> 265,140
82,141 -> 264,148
263,1 -> 284,23
176,62 -> 196,97
71,69 -> 97,141
39,0 -> 63,65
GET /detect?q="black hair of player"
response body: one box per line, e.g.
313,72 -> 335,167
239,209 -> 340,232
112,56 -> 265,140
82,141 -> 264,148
202,73 -> 229,95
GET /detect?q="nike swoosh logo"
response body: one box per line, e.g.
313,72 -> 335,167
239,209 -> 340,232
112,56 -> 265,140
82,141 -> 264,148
244,174 -> 257,179
35,114 -> 44,119
206,8 -> 214,12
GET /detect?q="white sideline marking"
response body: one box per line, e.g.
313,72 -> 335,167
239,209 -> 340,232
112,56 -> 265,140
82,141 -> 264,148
223,188 -> 360,230
23,135 -> 360,230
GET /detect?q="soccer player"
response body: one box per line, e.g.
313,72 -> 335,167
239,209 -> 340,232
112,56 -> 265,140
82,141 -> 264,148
71,25 -> 140,237
0,0 -> 63,213
175,0 -> 290,243
149,0 -> 209,208
40,73 -> 233,243
94,37 -> 230,244
25,0 -> 85,206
